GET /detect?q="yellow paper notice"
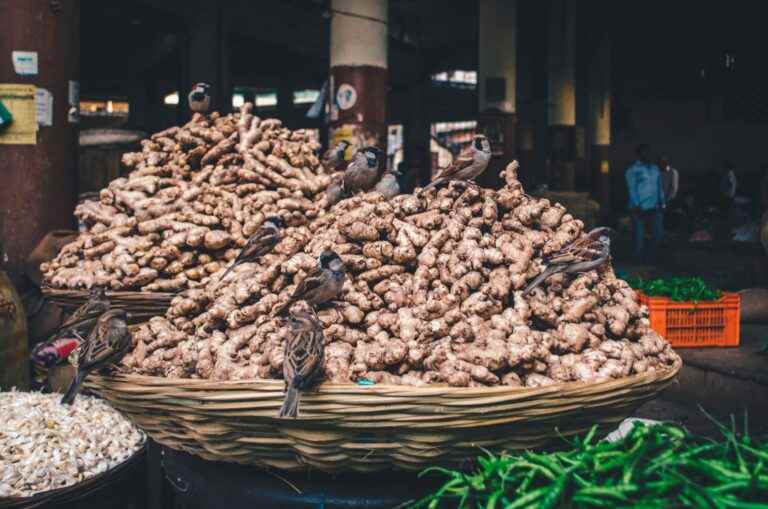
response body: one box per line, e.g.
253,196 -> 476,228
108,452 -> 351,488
0,84 -> 37,145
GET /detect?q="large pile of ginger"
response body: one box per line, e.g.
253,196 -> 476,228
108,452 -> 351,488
122,163 -> 680,387
41,104 -> 333,293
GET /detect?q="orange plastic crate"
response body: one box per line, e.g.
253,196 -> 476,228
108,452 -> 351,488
638,292 -> 740,348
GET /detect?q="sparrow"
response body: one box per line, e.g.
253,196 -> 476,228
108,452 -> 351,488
218,216 -> 285,283
61,308 -> 132,405
343,146 -> 383,195
272,250 -> 346,316
325,174 -> 345,207
420,134 -> 491,194
54,286 -> 110,340
322,140 -> 350,170
188,83 -> 211,113
523,227 -> 613,296
278,308 -> 325,418
373,168 -> 402,200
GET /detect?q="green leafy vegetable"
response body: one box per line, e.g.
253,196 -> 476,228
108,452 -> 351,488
408,419 -> 768,509
625,276 -> 722,302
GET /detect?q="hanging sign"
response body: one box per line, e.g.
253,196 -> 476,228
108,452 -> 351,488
35,88 -> 53,126
12,51 -> 38,76
0,84 -> 37,144
336,83 -> 357,111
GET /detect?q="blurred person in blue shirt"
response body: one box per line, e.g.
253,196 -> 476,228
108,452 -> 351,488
626,144 -> 665,263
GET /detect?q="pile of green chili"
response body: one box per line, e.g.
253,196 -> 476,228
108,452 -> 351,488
409,420 -> 768,508
625,276 -> 722,302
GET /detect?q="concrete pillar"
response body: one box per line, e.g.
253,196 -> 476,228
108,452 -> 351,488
185,2 -> 231,116
477,0 -> 517,188
329,0 -> 388,156
547,0 -> 577,190
0,0 -> 79,286
589,34 -> 611,212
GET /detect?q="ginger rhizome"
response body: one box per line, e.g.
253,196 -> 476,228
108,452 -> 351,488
42,104 -> 333,292
122,162 -> 680,387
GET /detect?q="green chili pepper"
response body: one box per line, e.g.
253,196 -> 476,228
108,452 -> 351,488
503,487 -> 547,509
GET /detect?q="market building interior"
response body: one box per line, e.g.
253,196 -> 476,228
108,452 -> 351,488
1,1 -> 767,507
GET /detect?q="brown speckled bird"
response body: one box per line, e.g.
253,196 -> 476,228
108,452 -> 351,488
420,134 -> 491,194
325,174 -> 345,207
218,216 -> 284,283
343,146 -> 383,195
523,227 -> 613,296
322,140 -> 350,170
373,168 -> 402,200
188,83 -> 211,113
279,308 -> 325,418
61,309 -> 132,405
55,286 -> 110,340
271,250 -> 346,317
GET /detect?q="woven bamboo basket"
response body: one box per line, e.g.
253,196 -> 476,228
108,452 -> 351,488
42,288 -> 174,324
86,361 -> 681,473
0,445 -> 145,509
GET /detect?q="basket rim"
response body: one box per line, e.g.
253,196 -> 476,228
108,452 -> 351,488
0,443 -> 146,507
94,360 -> 681,398
41,287 -> 176,298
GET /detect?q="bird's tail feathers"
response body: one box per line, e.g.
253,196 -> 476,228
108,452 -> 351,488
278,385 -> 300,418
522,267 -> 555,297
60,372 -> 85,406
217,262 -> 237,286
418,178 -> 443,196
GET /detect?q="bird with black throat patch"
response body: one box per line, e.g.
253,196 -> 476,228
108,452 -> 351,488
420,134 -> 491,194
272,250 -> 346,317
188,83 -> 211,113
343,146 -> 384,195
218,216 -> 285,284
322,139 -> 350,170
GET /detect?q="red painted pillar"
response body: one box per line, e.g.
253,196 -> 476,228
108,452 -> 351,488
328,0 -> 388,157
0,0 -> 79,286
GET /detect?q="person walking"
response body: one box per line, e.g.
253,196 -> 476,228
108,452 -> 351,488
626,144 -> 665,263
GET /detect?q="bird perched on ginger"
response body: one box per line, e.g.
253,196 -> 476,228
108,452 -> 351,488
420,134 -> 491,194
188,83 -> 211,113
325,174 -> 345,207
218,216 -> 285,283
278,308 -> 325,418
322,140 -> 350,170
523,227 -> 613,296
61,309 -> 132,405
343,146 -> 384,195
373,167 -> 402,200
272,250 -> 346,316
